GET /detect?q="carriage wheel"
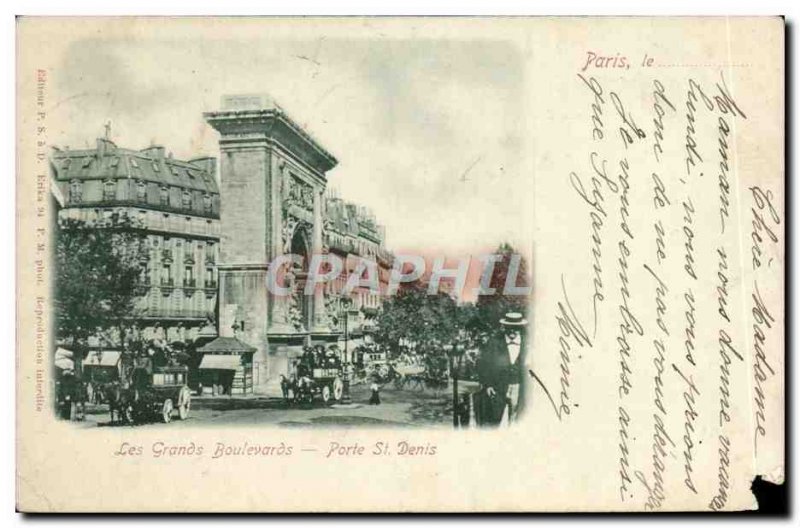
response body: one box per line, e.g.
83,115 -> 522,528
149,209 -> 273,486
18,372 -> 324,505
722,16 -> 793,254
321,385 -> 331,403
178,387 -> 191,420
333,377 -> 343,401
161,398 -> 174,423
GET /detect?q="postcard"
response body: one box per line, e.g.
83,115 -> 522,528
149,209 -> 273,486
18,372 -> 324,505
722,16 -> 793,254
16,16 -> 784,512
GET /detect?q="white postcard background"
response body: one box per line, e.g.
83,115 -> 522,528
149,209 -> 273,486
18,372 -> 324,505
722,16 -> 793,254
16,17 -> 784,512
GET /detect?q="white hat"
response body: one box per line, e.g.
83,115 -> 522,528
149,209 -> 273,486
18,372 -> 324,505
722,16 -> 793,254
499,312 -> 528,326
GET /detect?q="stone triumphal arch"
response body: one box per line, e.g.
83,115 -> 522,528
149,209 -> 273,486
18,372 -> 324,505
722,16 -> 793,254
204,94 -> 341,388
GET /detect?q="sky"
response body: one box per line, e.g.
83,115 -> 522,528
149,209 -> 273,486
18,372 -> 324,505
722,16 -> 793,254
50,32 -> 532,256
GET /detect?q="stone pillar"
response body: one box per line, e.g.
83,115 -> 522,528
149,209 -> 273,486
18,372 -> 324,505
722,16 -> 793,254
203,113 -> 272,383
267,160 -> 295,335
311,188 -> 328,333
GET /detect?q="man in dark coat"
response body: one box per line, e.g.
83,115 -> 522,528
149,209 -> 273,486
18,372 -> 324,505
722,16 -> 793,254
475,312 -> 528,426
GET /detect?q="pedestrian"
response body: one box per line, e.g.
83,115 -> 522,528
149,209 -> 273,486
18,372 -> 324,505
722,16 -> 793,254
314,344 -> 326,367
279,374 -> 290,402
475,311 -> 528,427
369,380 -> 381,405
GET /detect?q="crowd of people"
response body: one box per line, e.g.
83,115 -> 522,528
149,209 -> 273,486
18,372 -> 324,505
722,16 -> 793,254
294,344 -> 343,378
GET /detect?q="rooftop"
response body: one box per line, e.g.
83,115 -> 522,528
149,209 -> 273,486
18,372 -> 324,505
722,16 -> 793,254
197,336 -> 257,354
51,138 -> 219,194
204,93 -> 337,174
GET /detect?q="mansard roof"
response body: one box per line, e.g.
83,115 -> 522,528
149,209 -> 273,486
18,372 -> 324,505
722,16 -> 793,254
325,196 -> 382,243
51,139 -> 219,195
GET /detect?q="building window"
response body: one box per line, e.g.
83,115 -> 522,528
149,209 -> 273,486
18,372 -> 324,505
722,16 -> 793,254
203,193 -> 212,214
68,180 -> 82,203
139,263 -> 150,285
184,266 -> 195,287
137,181 -> 147,202
205,267 -> 215,288
182,190 -> 192,209
161,239 -> 173,263
160,186 -> 169,206
130,158 -> 139,169
161,265 -> 173,286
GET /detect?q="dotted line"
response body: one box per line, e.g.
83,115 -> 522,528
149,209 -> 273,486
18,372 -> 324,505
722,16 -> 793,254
655,63 -> 751,68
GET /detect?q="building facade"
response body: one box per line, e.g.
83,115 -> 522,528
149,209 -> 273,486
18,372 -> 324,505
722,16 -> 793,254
53,95 -> 393,391
323,192 -> 393,338
51,138 -> 221,344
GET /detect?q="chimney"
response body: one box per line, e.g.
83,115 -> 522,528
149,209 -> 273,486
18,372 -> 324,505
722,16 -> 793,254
189,157 -> 217,179
96,138 -> 116,159
140,145 -> 165,160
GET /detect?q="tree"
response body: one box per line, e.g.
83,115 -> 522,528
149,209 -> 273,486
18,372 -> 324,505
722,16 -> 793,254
472,242 -> 531,340
373,280 -> 460,359
372,244 -> 530,378
54,213 -> 149,353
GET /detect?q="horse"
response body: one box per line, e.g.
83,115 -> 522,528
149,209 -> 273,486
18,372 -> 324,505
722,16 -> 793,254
104,382 -> 133,425
279,374 -> 294,404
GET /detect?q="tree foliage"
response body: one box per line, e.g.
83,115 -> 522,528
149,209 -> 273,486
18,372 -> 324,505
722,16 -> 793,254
372,242 -> 531,365
473,242 -> 531,339
54,214 -> 149,348
373,281 -> 465,360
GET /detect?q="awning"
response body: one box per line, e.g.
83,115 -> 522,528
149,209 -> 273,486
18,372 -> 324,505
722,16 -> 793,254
84,350 -> 121,367
199,354 -> 241,370
54,357 -> 74,370
396,364 -> 425,376
55,347 -> 74,360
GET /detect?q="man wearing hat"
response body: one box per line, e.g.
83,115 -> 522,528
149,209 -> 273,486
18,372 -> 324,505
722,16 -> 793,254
475,311 -> 528,426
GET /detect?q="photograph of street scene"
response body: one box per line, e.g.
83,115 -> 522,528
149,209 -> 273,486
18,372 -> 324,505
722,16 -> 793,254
49,35 -> 533,429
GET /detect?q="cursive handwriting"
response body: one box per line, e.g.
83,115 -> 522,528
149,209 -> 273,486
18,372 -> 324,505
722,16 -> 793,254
538,275 -> 593,420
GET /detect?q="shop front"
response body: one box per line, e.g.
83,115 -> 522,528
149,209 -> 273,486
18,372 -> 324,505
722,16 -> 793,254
196,337 -> 255,395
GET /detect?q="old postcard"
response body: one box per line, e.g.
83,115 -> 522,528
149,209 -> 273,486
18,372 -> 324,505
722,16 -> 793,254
16,16 -> 784,512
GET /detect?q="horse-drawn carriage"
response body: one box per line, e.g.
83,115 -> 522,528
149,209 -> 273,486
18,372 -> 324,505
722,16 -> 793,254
298,367 -> 345,404
280,347 -> 345,405
108,357 -> 192,425
392,362 -> 426,389
390,362 -> 449,391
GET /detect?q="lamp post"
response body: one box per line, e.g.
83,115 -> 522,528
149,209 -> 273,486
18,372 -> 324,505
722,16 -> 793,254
340,296 -> 353,404
449,331 -> 467,428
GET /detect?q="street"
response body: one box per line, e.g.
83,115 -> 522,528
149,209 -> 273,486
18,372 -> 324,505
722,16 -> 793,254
79,381 -> 480,429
